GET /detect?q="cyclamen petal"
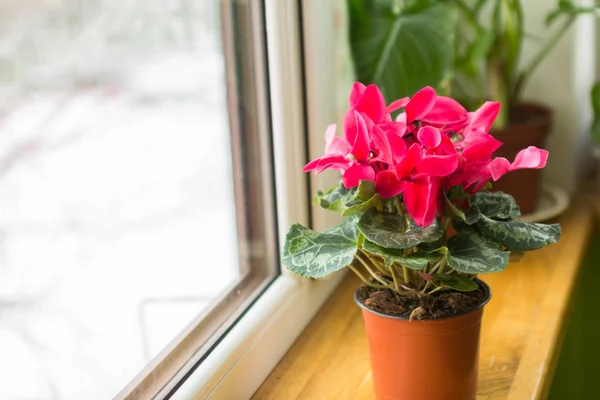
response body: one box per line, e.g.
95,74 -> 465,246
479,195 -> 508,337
342,162 -> 375,189
488,157 -> 512,181
375,169 -> 404,199
371,126 -> 394,165
349,82 -> 367,107
404,86 -> 436,122
403,177 -> 440,227
421,96 -> 468,125
512,146 -> 549,169
327,136 -> 351,155
417,126 -> 442,148
302,155 -> 351,174
324,124 -> 337,147
378,121 -> 407,137
396,112 -> 407,125
461,134 -> 503,163
417,154 -> 459,177
324,124 -> 351,155
468,102 -> 501,133
387,131 -> 408,164
351,111 -> 371,162
387,97 -> 409,114
355,84 -> 387,124
396,143 -> 423,178
488,146 -> 549,181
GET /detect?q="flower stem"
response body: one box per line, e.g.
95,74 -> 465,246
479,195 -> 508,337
366,253 -> 387,275
427,286 -> 444,295
348,264 -> 388,289
429,258 -> 446,276
356,253 -> 389,286
402,265 -> 410,284
389,264 -> 400,293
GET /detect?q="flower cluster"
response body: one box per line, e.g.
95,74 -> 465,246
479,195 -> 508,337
304,83 -> 548,227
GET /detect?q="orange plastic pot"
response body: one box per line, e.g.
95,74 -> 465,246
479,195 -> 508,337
355,280 -> 491,400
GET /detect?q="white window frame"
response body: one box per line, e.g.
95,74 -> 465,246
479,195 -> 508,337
169,1 -> 346,399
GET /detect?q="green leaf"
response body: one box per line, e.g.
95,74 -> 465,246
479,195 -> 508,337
477,217 -> 562,251
546,3 -> 599,26
317,184 -> 350,212
452,217 -> 476,233
358,209 -> 444,249
317,181 -> 379,216
447,185 -> 470,201
348,0 -> 458,99
362,240 -> 440,270
348,180 -> 376,204
471,191 -> 520,220
432,274 -> 478,292
342,194 -> 381,216
474,0 -> 487,15
418,235 -> 447,254
446,231 -> 510,274
458,29 -> 494,77
500,0 -> 524,81
282,219 -> 359,279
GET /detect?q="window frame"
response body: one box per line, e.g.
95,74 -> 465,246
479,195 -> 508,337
115,0 -> 284,398
168,0 -> 347,398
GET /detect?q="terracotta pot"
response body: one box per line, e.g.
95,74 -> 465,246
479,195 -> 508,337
492,102 -> 552,215
355,280 -> 492,400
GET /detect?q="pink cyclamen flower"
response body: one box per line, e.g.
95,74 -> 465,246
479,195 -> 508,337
395,86 -> 469,133
303,112 -> 375,189
488,146 -> 549,181
304,82 -> 550,228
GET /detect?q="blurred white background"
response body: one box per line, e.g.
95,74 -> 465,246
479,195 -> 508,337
0,1 -> 239,399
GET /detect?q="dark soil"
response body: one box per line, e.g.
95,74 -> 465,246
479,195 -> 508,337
357,285 -> 487,321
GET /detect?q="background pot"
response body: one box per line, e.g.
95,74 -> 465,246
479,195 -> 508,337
492,103 -> 552,215
355,280 -> 491,400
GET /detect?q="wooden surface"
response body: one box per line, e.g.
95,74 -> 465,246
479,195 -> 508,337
252,199 -> 595,400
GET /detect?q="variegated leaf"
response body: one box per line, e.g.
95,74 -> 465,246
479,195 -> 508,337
471,191 -> 521,220
446,231 -> 510,274
282,219 -> 358,278
358,209 -> 444,249
477,217 -> 561,251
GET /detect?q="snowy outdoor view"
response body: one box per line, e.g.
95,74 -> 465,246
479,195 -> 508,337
0,1 -> 241,399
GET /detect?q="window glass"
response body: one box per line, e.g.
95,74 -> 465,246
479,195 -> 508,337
0,1 -> 276,399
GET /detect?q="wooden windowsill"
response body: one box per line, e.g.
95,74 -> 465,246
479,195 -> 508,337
252,195 -> 595,400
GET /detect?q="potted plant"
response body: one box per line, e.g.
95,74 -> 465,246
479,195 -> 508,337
347,0 -> 598,214
283,83 -> 561,399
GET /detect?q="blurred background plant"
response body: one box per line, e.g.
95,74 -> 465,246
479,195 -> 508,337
347,0 -> 599,215
348,0 -> 599,127
450,0 -> 599,127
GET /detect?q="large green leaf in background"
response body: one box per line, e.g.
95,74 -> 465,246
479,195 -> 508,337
282,219 -> 359,279
347,0 -> 458,99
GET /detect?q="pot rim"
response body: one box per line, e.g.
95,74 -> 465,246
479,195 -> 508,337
354,278 -> 492,321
